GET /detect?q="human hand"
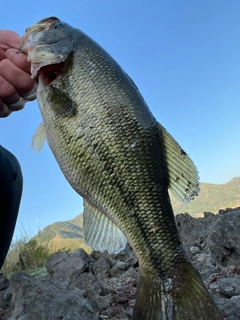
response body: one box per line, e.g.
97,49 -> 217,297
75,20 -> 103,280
0,30 -> 37,117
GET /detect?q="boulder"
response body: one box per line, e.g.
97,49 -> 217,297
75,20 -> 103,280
9,272 -> 97,320
209,210 -> 240,266
45,248 -> 93,281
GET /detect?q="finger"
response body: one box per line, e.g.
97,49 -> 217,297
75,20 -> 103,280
8,97 -> 27,112
0,30 -> 20,49
0,59 -> 37,100
0,31 -> 20,60
6,49 -> 31,74
0,99 -> 12,118
0,74 -> 20,104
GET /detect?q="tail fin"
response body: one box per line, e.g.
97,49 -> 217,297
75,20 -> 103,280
133,262 -> 222,320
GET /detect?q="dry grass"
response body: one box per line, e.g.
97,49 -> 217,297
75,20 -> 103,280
1,228 -> 50,277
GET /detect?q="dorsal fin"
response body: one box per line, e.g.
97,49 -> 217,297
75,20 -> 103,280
159,124 -> 200,203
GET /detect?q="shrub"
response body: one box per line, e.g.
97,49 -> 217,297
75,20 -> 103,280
1,236 -> 50,277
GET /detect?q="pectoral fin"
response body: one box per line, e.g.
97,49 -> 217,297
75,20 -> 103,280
48,85 -> 75,116
83,200 -> 127,254
159,124 -> 200,203
31,122 -> 46,153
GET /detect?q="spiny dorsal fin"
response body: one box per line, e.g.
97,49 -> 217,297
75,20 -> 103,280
31,122 -> 46,153
159,124 -> 200,203
83,200 -> 127,254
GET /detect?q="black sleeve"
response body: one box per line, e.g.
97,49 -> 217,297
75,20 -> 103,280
0,145 -> 23,270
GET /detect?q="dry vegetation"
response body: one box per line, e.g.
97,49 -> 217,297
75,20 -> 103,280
1,233 -> 50,277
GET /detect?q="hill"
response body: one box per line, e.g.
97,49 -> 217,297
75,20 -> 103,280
170,177 -> 240,216
34,177 -> 240,250
34,215 -> 91,254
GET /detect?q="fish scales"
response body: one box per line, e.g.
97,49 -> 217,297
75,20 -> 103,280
42,43 -> 182,275
20,17 -> 222,319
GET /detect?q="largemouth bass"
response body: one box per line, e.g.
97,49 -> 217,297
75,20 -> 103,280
20,17 -> 222,319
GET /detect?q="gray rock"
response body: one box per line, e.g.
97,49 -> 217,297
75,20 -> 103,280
175,213 -> 209,257
46,249 -> 92,282
0,274 -> 9,291
115,243 -> 138,267
218,277 -> 240,297
200,268 -> 215,281
176,213 -> 207,242
110,261 -> 130,276
100,307 -> 120,318
0,287 -> 12,308
116,261 -> 129,270
74,272 -> 105,295
124,307 -> 134,318
110,264 -> 123,276
194,258 -> 214,273
218,209 -> 226,214
204,211 -> 215,218
215,296 -> 240,320
196,252 -> 208,263
87,293 -> 113,312
209,210 -> 240,266
92,257 -> 111,278
9,271 -> 97,320
190,246 -> 200,255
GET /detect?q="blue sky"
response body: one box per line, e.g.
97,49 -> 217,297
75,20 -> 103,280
1,1 -> 240,239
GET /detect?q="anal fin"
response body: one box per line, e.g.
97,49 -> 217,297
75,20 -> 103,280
83,200 -> 127,254
31,122 -> 46,153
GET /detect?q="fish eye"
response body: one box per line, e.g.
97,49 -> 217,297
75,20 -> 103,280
49,21 -> 63,30
54,22 -> 63,29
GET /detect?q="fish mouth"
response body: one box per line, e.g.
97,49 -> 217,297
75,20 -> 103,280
35,62 -> 67,86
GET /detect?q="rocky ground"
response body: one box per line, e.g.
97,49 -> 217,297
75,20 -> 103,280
0,207 -> 240,319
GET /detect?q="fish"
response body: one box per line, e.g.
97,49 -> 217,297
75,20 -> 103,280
20,17 -> 222,320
